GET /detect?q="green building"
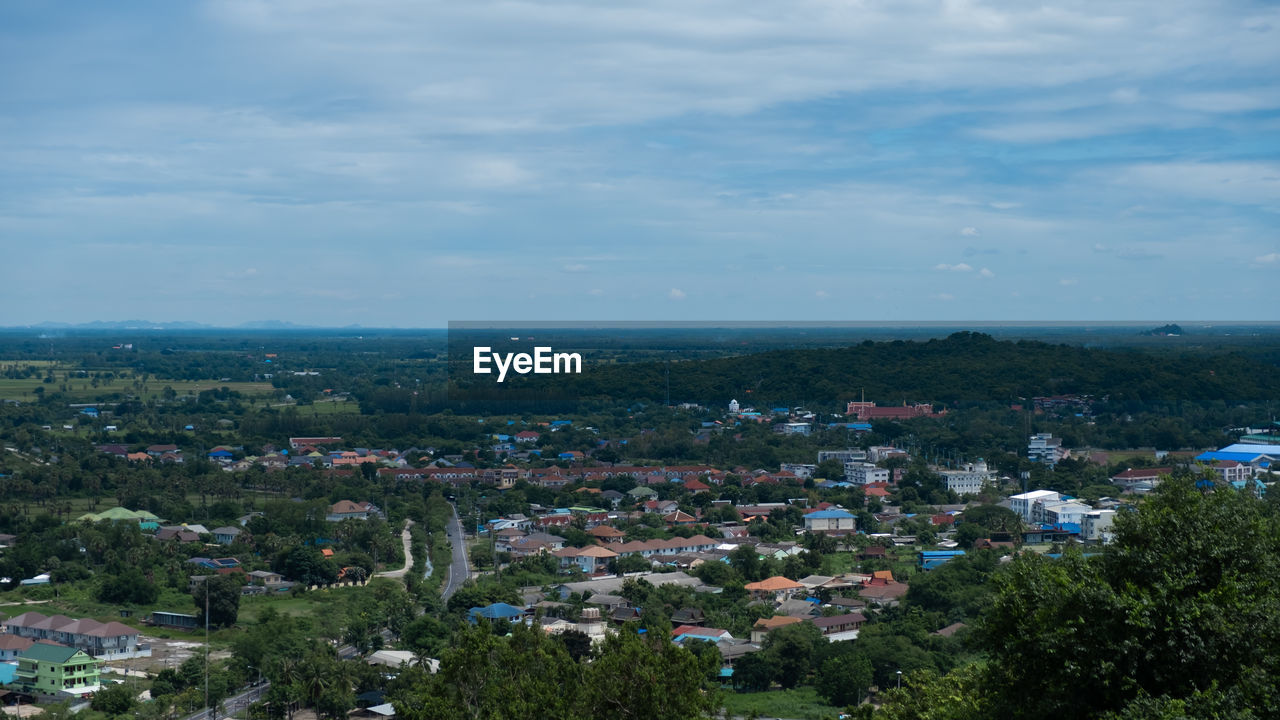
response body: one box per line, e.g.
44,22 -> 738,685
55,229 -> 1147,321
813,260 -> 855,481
14,642 -> 102,697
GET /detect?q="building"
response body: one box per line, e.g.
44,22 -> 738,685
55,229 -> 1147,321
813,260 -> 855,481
289,436 -> 343,449
780,463 -> 817,479
1111,467 -> 1173,494
1082,510 -> 1116,543
817,449 -> 867,464
845,402 -> 940,421
1008,490 -> 1061,522
327,500 -> 384,522
1035,500 -> 1092,526
1028,433 -> 1068,467
845,462 -> 890,486
803,508 -> 857,534
728,399 -> 740,413
212,526 -> 243,545
2,612 -> 148,660
743,576 -> 805,601
0,633 -> 34,661
13,642 -> 102,697
146,611 -> 200,630
810,612 -> 866,641
938,461 -> 994,495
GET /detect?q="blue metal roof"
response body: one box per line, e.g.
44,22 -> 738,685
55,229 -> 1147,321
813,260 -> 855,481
469,603 -> 525,620
806,509 -> 855,519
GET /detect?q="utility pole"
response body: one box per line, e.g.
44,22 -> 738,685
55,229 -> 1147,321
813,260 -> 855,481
205,577 -> 210,720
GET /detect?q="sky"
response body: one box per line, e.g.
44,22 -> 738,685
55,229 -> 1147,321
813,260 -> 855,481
1,0 -> 1278,326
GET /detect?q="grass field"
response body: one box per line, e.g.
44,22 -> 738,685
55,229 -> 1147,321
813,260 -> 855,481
0,375 -> 276,402
721,686 -> 846,720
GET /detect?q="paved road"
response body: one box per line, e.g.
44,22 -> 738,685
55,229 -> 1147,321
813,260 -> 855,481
376,519 -> 414,579
441,502 -> 470,600
182,682 -> 270,720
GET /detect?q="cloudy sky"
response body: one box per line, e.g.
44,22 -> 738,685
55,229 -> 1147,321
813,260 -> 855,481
2,0 -> 1278,326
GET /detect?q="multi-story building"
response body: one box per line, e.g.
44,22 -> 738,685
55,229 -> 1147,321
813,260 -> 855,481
803,508 -> 857,534
845,462 -> 890,486
939,461 -> 994,495
14,642 -> 102,697
3,612 -> 147,660
1008,490 -> 1061,522
1028,433 -> 1068,467
1082,509 -> 1117,543
817,449 -> 867,464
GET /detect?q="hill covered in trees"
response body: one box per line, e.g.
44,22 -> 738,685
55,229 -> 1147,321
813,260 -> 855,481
460,331 -> 1280,415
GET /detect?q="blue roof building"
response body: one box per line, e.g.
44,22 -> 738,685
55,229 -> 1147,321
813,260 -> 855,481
919,550 -> 966,570
468,603 -> 526,623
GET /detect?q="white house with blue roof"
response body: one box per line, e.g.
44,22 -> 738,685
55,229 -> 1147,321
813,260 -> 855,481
804,508 -> 856,534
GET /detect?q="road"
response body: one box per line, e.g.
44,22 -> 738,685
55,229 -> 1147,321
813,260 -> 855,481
376,519 -> 414,579
182,682 -> 270,720
441,502 -> 470,600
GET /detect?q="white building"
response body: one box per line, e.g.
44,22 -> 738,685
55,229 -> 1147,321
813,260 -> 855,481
939,461 -> 994,496
1028,433 -> 1068,467
728,399 -> 740,413
1008,490 -> 1061,522
1082,510 -> 1116,543
1036,500 -> 1092,526
781,463 -> 817,479
818,449 -> 867,464
845,462 -> 890,486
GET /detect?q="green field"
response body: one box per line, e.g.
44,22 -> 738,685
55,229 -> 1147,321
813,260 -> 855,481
0,375 -> 276,402
721,686 -> 846,720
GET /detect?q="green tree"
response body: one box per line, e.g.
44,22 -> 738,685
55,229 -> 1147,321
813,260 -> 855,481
193,574 -> 241,629
977,477 -> 1280,718
815,648 -> 873,707
90,681 -> 138,715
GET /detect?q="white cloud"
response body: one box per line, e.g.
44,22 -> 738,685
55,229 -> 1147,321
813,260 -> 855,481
815,289 -> 829,298
960,227 -> 980,236
668,288 -> 686,300
1255,253 -> 1280,265
979,267 -> 995,278
934,293 -> 955,301
935,263 -> 974,272
1060,278 -> 1078,286
588,288 -> 604,296
562,263 -> 589,273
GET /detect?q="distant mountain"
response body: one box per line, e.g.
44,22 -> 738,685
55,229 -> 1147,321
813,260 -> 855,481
25,320 -> 214,330
1141,323 -> 1185,336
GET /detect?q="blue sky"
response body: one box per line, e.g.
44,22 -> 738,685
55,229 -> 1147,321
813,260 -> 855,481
2,0 -> 1278,326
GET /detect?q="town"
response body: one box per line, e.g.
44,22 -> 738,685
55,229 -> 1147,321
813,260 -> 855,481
1,328 -> 1279,720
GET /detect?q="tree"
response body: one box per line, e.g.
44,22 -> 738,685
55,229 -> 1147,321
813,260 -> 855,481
976,477 -> 1280,718
193,574 -> 241,629
815,459 -> 845,481
760,621 -> 823,689
91,681 -> 137,715
815,648 -> 873,707
580,627 -> 719,720
731,652 -> 774,692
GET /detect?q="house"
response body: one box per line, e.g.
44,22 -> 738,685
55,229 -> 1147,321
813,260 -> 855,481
552,544 -> 618,574
0,633 -> 34,661
289,436 -> 343,450
662,510 -> 698,525
468,603 -> 526,624
670,607 -> 706,626
155,526 -> 201,543
804,508 -> 856,534
857,579 -> 909,607
810,612 -> 866,641
588,525 -> 626,543
672,625 -> 732,643
845,463 -> 890,485
187,557 -> 241,574
743,576 -> 805,601
146,444 -> 179,457
3,611 -> 148,660
247,570 -> 285,586
212,526 -> 244,545
919,550 -> 966,570
13,642 -> 102,697
751,615 -> 803,642
1111,467 -> 1173,494
327,500 -> 384,522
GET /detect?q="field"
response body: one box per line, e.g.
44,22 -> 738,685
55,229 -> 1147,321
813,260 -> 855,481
720,686 -> 846,720
0,374 -> 276,402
